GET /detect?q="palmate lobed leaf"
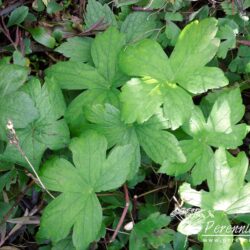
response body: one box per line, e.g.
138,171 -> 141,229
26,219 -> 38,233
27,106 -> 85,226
178,148 -> 250,250
37,130 -> 133,249
46,27 -> 129,135
161,88 -> 249,185
119,18 -> 229,128
84,104 -> 186,179
1,78 -> 70,169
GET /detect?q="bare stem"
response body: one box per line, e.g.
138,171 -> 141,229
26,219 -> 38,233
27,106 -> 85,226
110,184 -> 130,243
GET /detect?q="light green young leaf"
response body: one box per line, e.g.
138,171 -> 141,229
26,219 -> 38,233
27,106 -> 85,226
119,39 -> 174,82
119,18 -> 228,126
85,0 -> 117,28
177,210 -> 206,235
121,12 -> 158,43
177,67 -> 228,94
163,88 -> 248,184
200,212 -> 233,250
170,18 -> 220,79
179,148 -> 250,214
179,210 -> 233,250
38,130 -> 132,249
120,78 -> 162,124
55,37 -> 93,62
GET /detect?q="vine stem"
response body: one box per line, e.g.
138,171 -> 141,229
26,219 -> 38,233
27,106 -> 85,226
110,184 -> 130,243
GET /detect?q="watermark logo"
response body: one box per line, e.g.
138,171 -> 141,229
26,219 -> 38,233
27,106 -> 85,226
170,206 -> 250,243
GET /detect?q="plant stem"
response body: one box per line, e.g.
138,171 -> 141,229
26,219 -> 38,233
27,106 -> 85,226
110,184 -> 130,243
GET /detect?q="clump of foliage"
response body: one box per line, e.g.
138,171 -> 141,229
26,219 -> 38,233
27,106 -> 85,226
0,0 -> 250,250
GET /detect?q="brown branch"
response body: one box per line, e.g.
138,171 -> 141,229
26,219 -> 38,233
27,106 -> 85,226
64,19 -> 107,38
110,184 -> 130,243
131,6 -> 156,12
237,40 -> 250,47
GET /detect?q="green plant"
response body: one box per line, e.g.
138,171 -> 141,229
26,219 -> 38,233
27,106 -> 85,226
1,1 -> 250,249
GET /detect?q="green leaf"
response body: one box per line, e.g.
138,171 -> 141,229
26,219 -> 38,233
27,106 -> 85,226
52,237 -> 75,250
0,65 -> 39,136
162,83 -> 194,130
47,28 -> 127,91
129,212 -> 171,250
0,64 -> 28,96
55,37 -> 93,62
7,6 -> 29,27
160,140 -> 213,185
65,89 -> 119,135
185,88 -> 248,148
120,78 -> 162,124
165,20 -> 181,46
0,169 -> 16,192
121,12 -> 158,43
135,115 -> 186,164
85,0 -> 117,28
38,192 -> 102,250
178,210 -> 233,250
29,27 -> 56,48
119,39 -> 195,128
2,78 -> 69,169
217,22 -> 238,59
69,130 -> 133,191
47,1 -> 63,14
45,61 -> 107,89
200,211 -> 233,250
177,67 -> 228,94
164,88 -> 249,183
180,148 -> 250,214
91,27 -> 126,83
50,28 -> 128,134
84,104 -> 185,176
84,104 -> 141,180
0,91 -> 38,130
177,209 -> 206,235
119,39 -> 174,82
170,18 -> 220,80
38,130 -> 132,249
206,88 -> 248,148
